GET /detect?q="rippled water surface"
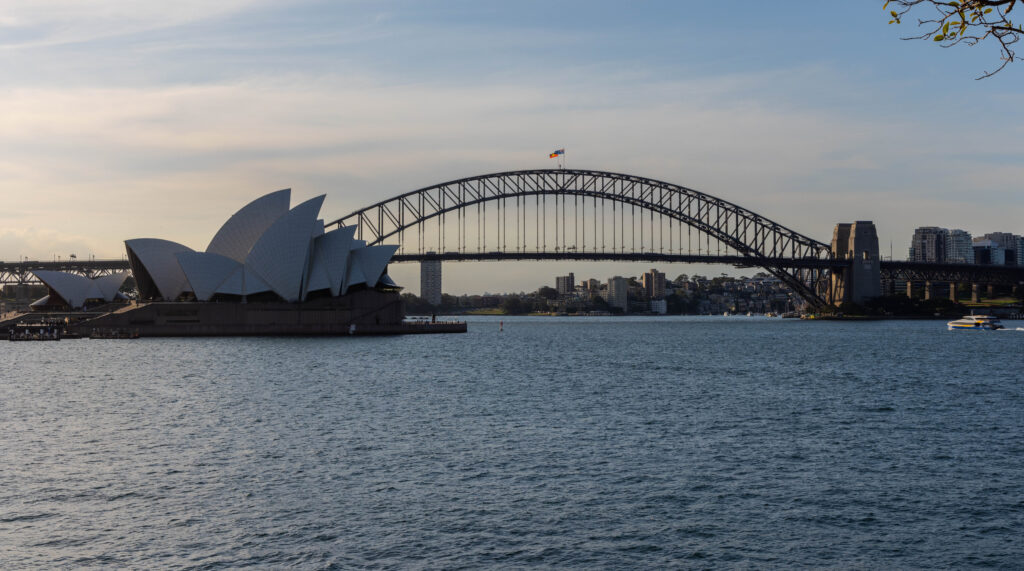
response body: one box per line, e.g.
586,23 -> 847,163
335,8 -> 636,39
3,316 -> 1024,568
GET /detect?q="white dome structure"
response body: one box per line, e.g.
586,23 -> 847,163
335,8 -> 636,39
206,188 -> 291,263
344,245 -> 400,295
174,251 -> 242,302
31,270 -> 130,309
244,195 -> 325,303
125,190 -> 399,303
305,225 -> 357,298
124,239 -> 195,301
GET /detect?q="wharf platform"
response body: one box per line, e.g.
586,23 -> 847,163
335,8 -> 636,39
5,291 -> 467,338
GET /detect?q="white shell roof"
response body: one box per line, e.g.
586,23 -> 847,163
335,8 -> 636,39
32,270 -> 129,308
94,272 -> 131,300
350,245 -> 399,292
305,225 -> 357,298
125,238 -> 195,300
245,194 -> 325,303
342,239 -> 368,294
206,188 -> 291,263
216,265 -> 273,296
124,190 -> 398,303
176,251 -> 242,301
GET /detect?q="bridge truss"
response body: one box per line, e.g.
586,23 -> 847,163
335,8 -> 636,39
1,259 -> 129,286
881,261 -> 1024,285
329,169 -> 836,305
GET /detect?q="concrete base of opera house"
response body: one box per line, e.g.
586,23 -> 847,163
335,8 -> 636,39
64,290 -> 466,337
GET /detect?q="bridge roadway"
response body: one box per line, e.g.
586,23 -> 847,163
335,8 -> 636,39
1,259 -> 129,286
392,251 -> 844,269
4,256 -> 1022,286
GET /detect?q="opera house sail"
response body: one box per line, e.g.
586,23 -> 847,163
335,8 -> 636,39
29,270 -> 130,310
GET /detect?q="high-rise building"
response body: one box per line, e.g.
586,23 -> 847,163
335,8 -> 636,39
1017,236 -> 1024,266
555,273 -> 575,295
945,229 -> 974,264
983,232 -> 1019,265
420,255 -> 442,305
606,276 -> 628,312
909,227 -> 946,262
641,268 -> 666,299
972,238 -> 1005,265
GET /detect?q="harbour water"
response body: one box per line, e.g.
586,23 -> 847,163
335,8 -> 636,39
3,316 -> 1023,568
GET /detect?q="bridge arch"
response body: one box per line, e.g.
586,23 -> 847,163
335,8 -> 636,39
328,169 -> 834,305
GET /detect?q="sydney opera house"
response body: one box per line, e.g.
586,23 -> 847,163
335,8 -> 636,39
124,189 -> 398,305
29,189 -> 453,336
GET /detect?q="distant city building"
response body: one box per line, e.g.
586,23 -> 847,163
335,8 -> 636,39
983,232 -> 1019,265
1018,236 -> 1024,266
972,238 -> 1005,265
649,298 -> 667,314
555,273 -> 575,295
641,268 -> 666,299
420,255 -> 442,305
584,278 -> 601,292
944,229 -> 975,264
909,227 -> 946,262
606,276 -> 628,312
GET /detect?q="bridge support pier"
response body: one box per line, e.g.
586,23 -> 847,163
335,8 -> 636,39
906,280 -> 914,299
949,282 -> 958,302
987,284 -> 996,298
420,257 -> 443,306
830,221 -> 880,306
924,281 -> 935,301
972,283 -> 981,303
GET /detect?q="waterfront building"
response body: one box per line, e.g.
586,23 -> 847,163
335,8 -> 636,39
944,229 -> 975,264
420,254 -> 442,305
908,227 -> 946,262
641,268 -> 666,299
62,189 -> 425,337
124,189 -> 398,303
606,276 -> 628,312
649,298 -> 667,314
556,273 -> 575,295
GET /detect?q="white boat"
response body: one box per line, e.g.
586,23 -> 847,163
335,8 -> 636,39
947,315 -> 1004,331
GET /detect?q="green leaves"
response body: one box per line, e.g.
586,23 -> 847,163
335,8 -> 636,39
884,0 -> 1021,77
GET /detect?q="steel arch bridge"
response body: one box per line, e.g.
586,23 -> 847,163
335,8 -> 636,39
328,169 -> 837,306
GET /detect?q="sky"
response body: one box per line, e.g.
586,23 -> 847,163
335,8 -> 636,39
1,0 -> 1022,294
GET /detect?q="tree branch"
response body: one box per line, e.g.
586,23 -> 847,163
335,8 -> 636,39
885,0 -> 1022,77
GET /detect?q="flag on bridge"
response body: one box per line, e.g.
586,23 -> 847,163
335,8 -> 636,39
549,148 -> 564,158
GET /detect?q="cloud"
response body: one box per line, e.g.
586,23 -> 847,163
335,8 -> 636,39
0,0 -> 285,48
0,228 -> 105,262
